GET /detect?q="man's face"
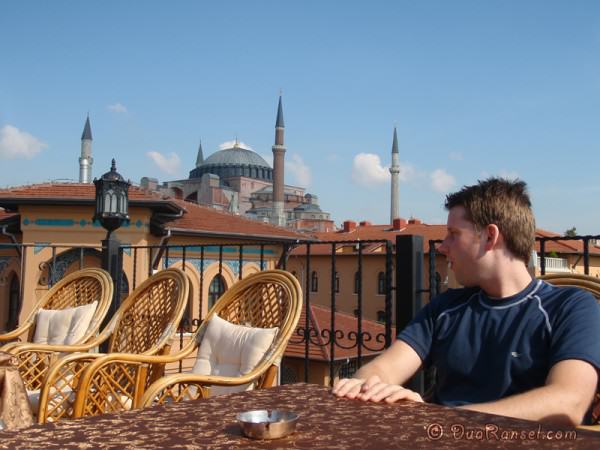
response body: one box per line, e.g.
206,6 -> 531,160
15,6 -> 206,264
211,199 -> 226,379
439,206 -> 487,287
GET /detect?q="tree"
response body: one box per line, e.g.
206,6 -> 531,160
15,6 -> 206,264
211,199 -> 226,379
564,226 -> 577,237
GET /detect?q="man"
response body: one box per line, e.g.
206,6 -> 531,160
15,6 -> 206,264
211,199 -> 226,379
333,178 -> 600,426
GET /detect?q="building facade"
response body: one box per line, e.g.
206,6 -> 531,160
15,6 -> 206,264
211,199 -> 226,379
0,183 -> 306,333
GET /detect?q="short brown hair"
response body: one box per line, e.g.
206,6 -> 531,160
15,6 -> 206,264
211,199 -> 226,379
445,177 -> 535,263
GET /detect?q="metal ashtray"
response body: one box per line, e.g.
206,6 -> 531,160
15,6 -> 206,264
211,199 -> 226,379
237,409 -> 299,440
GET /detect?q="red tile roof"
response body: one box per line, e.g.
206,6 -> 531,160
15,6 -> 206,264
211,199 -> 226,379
535,229 -> 600,255
315,221 -> 447,244
285,304 -> 394,362
0,183 -> 308,241
168,198 -> 307,241
0,182 -> 166,202
290,220 -> 447,255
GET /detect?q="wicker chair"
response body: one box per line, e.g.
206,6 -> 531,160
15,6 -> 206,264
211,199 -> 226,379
540,272 -> 600,429
0,267 -> 113,356
539,273 -> 600,300
14,267 -> 189,423
69,269 -> 301,419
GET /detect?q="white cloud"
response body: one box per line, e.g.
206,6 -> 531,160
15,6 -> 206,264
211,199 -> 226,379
107,102 -> 128,113
146,151 -> 181,175
352,153 -> 390,187
219,140 -> 253,151
398,162 -> 416,182
286,154 -> 311,187
430,169 -> 456,193
449,151 -> 463,161
0,125 -> 47,159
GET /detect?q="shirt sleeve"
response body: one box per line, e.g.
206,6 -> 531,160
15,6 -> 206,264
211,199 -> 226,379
549,288 -> 600,369
396,299 -> 437,364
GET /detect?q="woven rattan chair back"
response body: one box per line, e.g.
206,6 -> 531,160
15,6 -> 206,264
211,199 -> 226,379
137,270 -> 302,408
540,272 -> 600,425
107,268 -> 189,354
0,268 -> 113,348
195,270 -> 301,349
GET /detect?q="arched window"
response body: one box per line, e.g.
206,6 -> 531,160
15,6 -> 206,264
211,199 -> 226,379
7,274 -> 20,331
377,272 -> 385,295
208,274 -> 226,309
310,271 -> 318,292
354,272 -> 360,294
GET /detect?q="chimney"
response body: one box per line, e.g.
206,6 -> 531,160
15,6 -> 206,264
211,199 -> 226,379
392,218 -> 406,230
343,220 -> 357,232
359,220 -> 372,227
407,217 -> 422,225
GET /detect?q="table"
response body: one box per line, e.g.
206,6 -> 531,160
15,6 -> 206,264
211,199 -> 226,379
0,383 -> 598,449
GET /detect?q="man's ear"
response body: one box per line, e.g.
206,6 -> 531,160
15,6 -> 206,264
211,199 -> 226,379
483,224 -> 500,251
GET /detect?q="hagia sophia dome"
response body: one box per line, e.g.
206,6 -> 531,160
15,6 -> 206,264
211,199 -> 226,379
189,140 -> 273,182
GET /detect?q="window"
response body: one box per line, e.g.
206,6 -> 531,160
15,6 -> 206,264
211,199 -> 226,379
354,272 -> 360,294
377,272 -> 385,295
311,271 -> 318,292
335,272 -> 340,293
7,274 -> 20,331
208,274 -> 226,309
377,310 -> 386,323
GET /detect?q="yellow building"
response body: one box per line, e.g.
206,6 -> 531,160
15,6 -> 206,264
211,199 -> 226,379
0,183 -> 305,332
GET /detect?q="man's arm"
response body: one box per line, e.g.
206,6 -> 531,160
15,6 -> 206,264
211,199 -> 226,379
332,340 -> 423,402
459,359 -> 598,426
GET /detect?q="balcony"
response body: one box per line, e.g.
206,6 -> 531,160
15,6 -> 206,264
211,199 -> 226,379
536,256 -> 570,273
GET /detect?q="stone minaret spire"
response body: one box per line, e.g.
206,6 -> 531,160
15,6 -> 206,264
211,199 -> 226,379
195,139 -> 204,167
79,115 -> 93,183
389,127 -> 400,223
271,95 -> 286,227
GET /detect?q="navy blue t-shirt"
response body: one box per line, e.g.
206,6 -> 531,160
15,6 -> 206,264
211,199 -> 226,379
398,279 -> 600,406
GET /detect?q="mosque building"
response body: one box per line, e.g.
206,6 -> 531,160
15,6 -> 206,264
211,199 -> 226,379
141,96 -> 335,233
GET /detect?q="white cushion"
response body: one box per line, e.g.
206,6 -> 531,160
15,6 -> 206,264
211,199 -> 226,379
192,315 -> 278,396
33,301 -> 98,345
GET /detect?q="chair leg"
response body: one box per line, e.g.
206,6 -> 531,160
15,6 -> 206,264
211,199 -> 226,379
259,365 -> 278,388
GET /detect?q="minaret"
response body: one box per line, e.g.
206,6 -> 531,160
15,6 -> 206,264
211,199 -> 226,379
79,115 -> 93,183
195,139 -> 204,167
389,127 -> 400,223
271,95 -> 286,227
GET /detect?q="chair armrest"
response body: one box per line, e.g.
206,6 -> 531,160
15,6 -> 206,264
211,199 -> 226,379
140,369 -> 274,408
0,323 -> 32,344
7,337 -> 109,393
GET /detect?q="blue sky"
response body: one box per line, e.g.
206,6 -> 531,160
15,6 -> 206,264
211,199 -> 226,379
1,1 -> 599,234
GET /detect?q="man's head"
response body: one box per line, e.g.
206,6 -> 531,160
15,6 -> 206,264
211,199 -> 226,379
444,177 -> 535,264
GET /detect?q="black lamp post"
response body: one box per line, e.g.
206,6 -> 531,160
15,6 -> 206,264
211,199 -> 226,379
93,159 -> 130,325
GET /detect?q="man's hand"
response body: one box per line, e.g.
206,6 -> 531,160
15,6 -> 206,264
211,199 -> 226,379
333,375 -> 423,404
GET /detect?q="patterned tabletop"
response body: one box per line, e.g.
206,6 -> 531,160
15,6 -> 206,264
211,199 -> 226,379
0,383 -> 598,449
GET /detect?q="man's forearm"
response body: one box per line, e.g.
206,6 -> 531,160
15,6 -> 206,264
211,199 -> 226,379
458,385 -> 591,426
352,340 -> 423,386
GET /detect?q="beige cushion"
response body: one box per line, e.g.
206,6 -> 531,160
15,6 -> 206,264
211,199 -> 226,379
33,301 -> 98,345
192,315 -> 278,396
